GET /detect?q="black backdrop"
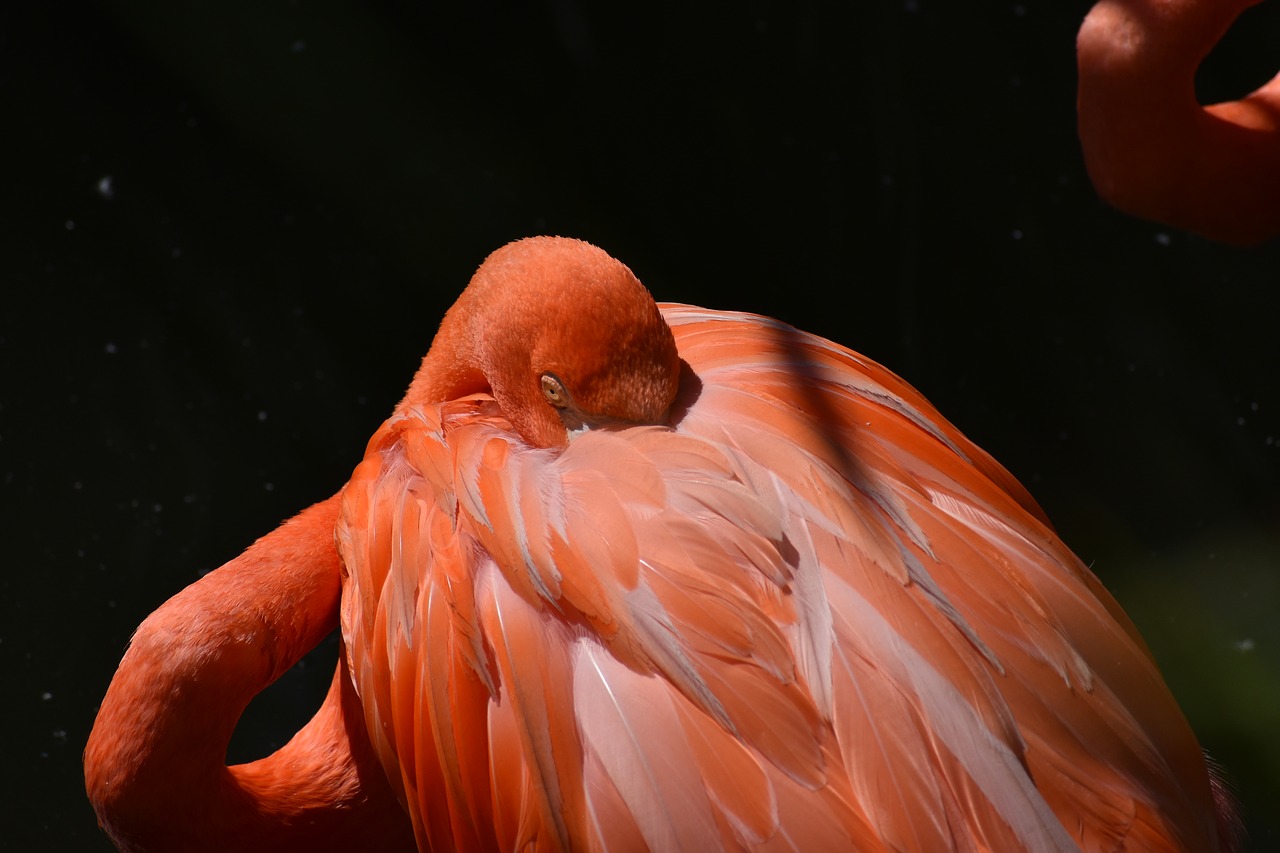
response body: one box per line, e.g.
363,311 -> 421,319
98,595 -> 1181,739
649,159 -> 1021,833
5,1 -> 1280,849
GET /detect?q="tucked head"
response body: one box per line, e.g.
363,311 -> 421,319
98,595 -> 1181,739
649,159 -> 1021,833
404,236 -> 682,448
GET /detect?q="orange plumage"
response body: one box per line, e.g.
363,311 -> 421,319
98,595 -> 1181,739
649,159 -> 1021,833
86,236 -> 1235,851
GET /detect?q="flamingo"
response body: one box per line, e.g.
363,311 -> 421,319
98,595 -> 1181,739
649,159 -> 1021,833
87,236 -> 1237,851
1077,0 -> 1280,244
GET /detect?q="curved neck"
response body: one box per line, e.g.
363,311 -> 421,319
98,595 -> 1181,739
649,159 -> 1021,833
399,296 -> 489,416
398,284 -> 574,447
84,495 -> 413,852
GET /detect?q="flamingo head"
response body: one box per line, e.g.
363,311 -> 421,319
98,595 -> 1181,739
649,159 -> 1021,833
404,236 -> 682,449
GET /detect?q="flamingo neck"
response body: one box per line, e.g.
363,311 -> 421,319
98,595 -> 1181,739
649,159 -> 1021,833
84,495 -> 411,852
399,294 -> 489,416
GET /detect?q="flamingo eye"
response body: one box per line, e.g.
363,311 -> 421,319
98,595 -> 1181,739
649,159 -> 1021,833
540,373 -> 570,408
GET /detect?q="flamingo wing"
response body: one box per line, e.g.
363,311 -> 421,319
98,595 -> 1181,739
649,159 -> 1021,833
662,305 -> 1221,850
338,305 -> 1221,851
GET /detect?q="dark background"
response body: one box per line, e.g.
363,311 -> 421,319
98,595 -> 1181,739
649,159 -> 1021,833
5,1 -> 1279,849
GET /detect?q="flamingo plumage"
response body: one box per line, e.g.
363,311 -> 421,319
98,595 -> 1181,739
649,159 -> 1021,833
87,236 -> 1235,851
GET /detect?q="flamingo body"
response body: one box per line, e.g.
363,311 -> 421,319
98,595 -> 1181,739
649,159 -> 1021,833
87,237 -> 1233,851
336,238 -> 1229,851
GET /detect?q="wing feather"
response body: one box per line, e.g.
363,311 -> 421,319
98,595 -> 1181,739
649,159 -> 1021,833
573,641 -> 724,850
477,569 -> 581,852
